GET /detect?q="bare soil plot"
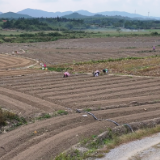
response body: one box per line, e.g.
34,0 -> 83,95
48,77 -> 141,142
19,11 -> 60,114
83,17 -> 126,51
0,54 -> 44,77
1,37 -> 160,65
1,72 -> 160,159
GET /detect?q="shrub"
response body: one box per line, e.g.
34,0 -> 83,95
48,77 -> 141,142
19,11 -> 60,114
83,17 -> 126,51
0,107 -> 27,126
151,32 -> 159,35
0,108 -> 5,125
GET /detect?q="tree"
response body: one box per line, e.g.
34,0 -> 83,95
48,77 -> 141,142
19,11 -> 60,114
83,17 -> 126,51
116,28 -> 121,34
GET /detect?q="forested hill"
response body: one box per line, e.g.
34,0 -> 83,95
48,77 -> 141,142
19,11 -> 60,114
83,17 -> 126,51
62,13 -> 88,19
0,12 -> 32,19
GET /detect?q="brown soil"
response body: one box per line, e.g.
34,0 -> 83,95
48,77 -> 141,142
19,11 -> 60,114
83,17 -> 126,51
1,37 -> 160,159
1,73 -> 160,159
0,37 -> 160,65
0,54 -> 44,77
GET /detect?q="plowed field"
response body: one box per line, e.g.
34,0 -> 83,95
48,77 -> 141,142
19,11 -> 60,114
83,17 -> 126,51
1,37 -> 160,159
0,54 -> 43,77
1,72 -> 160,160
0,37 -> 160,65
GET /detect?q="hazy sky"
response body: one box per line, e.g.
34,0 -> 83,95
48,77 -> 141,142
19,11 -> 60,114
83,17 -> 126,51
0,0 -> 160,16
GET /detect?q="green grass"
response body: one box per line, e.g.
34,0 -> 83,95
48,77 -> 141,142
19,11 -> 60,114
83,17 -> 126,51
0,29 -> 160,43
47,67 -> 72,72
84,108 -> 92,112
36,110 -> 68,120
37,113 -> 51,120
55,110 -> 68,115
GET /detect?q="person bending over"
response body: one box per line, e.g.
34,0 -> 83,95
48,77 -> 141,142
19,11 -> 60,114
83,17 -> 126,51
93,70 -> 100,77
103,68 -> 108,74
63,72 -> 70,78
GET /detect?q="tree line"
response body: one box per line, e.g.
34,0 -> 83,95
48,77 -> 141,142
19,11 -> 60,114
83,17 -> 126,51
0,17 -> 160,31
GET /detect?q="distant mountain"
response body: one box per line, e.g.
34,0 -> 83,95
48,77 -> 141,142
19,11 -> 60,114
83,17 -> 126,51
17,9 -> 155,19
17,8 -> 72,18
76,10 -> 94,16
99,11 -> 146,18
93,14 -> 106,17
0,12 -> 32,19
63,12 -> 88,19
0,12 -> 2,15
15,8 -> 160,20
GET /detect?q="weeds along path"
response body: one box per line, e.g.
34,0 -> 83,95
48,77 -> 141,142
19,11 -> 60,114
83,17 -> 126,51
1,73 -> 160,159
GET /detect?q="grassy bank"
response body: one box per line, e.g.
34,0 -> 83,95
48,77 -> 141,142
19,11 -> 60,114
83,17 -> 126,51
48,54 -> 160,77
55,125 -> 160,160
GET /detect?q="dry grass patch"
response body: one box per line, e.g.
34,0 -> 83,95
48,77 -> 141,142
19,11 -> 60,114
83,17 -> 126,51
0,108 -> 17,126
48,56 -> 160,77
0,107 -> 27,129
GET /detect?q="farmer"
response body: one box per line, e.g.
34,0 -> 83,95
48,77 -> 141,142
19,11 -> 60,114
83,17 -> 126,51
93,70 -> 100,77
40,63 -> 47,70
63,71 -> 70,78
43,63 -> 47,70
103,68 -> 108,74
153,46 -> 156,51
40,63 -> 44,70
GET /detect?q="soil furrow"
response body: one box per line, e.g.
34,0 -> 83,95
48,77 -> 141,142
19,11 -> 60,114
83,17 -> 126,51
34,77 -> 149,97
74,94 -> 160,109
0,87 -> 64,111
0,94 -> 41,116
1,109 -> 160,160
45,78 -> 158,99
9,74 -> 121,90
52,85 -> 160,105
15,76 -> 146,93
